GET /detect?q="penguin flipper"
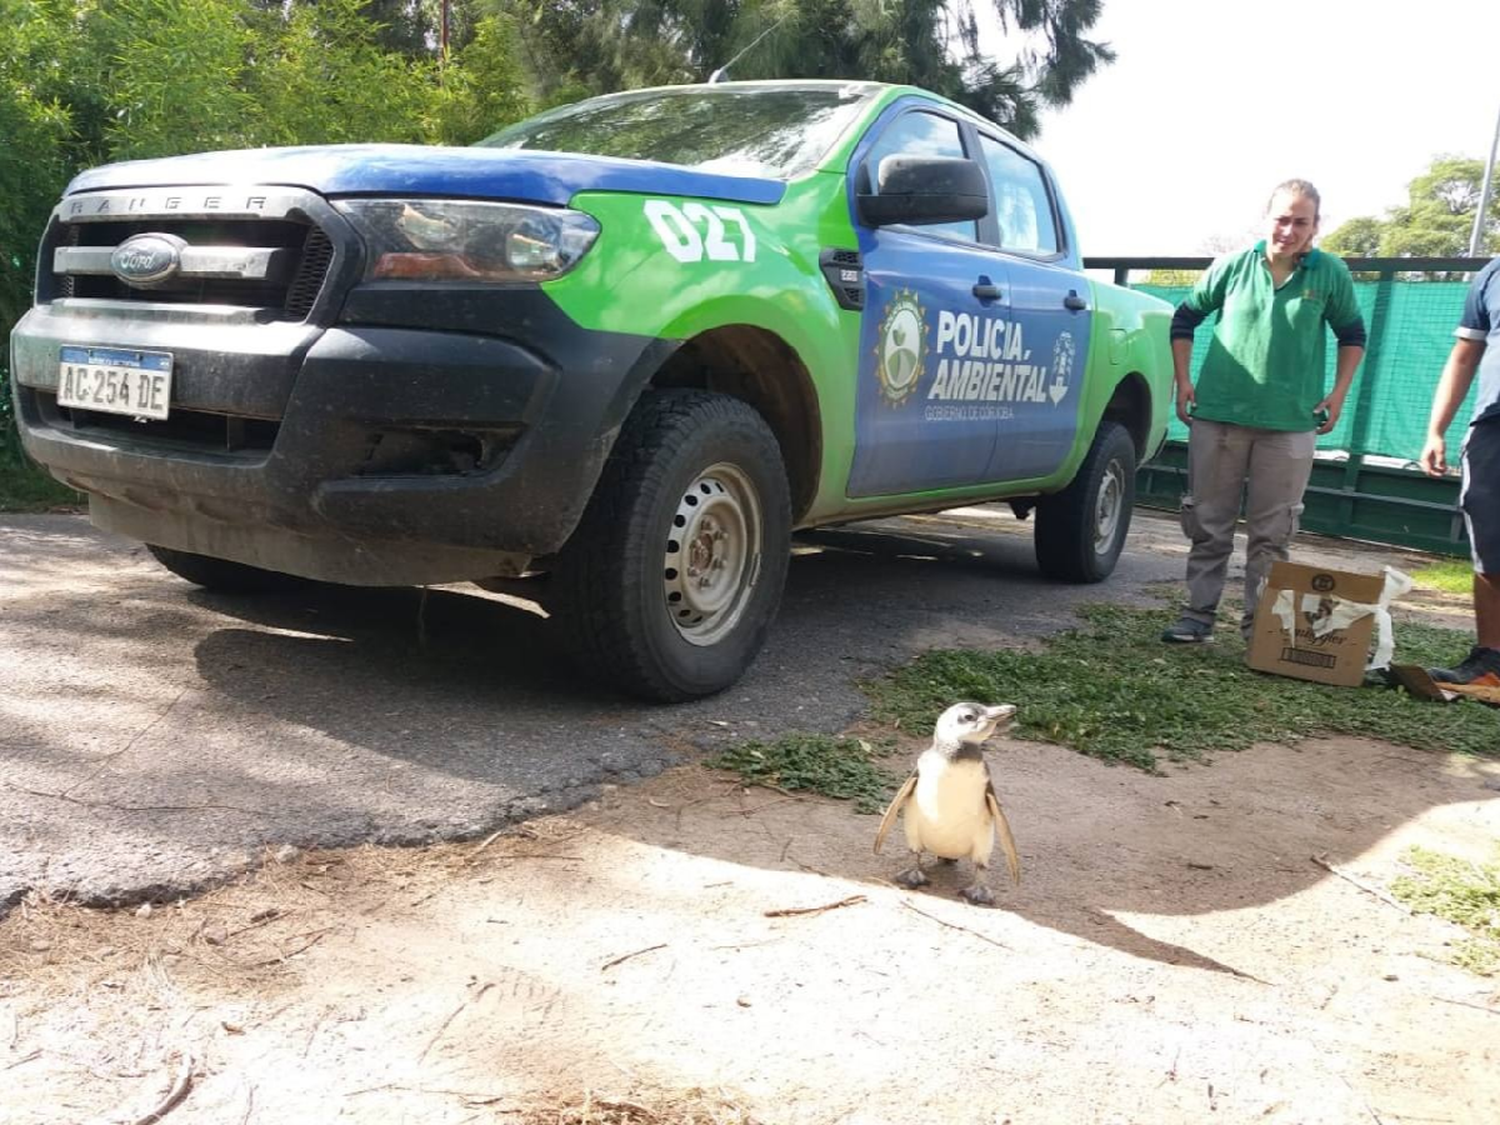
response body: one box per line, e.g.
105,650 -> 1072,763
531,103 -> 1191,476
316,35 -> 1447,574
874,773 -> 917,855
984,785 -> 1022,885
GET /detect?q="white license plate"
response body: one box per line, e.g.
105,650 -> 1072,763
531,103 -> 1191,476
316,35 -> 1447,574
57,346 -> 173,421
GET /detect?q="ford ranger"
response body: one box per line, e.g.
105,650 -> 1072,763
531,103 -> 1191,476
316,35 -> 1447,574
9,80 -> 1173,701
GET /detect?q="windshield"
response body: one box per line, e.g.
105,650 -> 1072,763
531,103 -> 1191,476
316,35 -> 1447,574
476,85 -> 876,180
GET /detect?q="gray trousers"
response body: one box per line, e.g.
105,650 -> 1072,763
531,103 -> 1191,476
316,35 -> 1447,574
1179,420 -> 1317,633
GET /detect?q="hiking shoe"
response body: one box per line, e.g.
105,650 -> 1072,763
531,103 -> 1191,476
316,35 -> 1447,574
1429,645 -> 1500,686
1161,617 -> 1214,644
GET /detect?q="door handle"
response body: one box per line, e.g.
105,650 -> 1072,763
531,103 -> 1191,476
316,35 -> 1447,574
1063,290 -> 1088,311
973,281 -> 1004,301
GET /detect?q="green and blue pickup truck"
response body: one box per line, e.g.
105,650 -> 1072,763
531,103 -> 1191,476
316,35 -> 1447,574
9,80 -> 1173,701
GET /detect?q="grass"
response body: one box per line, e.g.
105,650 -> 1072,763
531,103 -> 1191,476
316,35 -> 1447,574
2,401 -> 83,511
0,453 -> 81,512
1390,846 -> 1500,976
707,604 -> 1496,802
863,604 -> 1498,773
705,734 -> 902,814
1410,557 -> 1475,595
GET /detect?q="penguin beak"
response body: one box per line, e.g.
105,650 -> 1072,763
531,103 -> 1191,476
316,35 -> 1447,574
981,704 -> 1017,735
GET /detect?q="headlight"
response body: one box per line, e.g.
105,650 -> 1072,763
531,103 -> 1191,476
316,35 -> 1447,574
333,198 -> 600,283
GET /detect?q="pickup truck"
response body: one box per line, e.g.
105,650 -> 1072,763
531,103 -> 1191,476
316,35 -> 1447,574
9,80 -> 1173,701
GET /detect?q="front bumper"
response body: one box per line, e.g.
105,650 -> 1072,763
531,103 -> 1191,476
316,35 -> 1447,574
11,297 -> 660,585
10,184 -> 674,585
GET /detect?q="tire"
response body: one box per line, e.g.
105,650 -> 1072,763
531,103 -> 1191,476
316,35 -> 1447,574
554,390 -> 792,702
1033,420 -> 1136,583
146,544 -> 301,594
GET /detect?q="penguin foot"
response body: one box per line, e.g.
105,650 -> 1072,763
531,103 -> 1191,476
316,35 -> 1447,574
894,866 -> 930,888
959,883 -> 996,907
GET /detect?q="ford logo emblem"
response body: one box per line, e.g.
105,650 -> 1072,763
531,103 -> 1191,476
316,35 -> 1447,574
110,232 -> 187,286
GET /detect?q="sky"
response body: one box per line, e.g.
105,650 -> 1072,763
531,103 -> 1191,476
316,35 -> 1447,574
998,0 -> 1500,257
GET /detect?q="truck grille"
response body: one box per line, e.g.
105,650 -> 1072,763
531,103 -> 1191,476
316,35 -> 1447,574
57,402 -> 281,456
44,187 -> 344,321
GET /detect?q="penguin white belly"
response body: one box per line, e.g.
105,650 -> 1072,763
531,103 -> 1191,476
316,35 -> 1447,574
904,755 -> 994,863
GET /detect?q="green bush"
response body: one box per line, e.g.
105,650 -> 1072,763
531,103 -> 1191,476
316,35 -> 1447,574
0,0 -> 533,512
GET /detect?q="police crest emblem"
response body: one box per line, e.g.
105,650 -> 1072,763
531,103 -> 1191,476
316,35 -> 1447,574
873,289 -> 927,406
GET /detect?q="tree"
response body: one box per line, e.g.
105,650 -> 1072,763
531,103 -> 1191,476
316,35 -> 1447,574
2,0 -> 531,482
485,1 -> 1114,139
1320,216 -> 1382,259
1323,156 -> 1500,262
428,13 -> 532,143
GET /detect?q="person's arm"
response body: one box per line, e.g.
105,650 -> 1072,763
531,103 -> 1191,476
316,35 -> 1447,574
1170,316 -> 1201,424
1424,263 -> 1496,472
1313,331 -> 1364,434
1419,338 -> 1485,475
1313,266 -> 1366,433
1170,257 -> 1231,424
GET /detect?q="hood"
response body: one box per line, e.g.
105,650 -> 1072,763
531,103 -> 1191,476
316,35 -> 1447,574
64,144 -> 787,208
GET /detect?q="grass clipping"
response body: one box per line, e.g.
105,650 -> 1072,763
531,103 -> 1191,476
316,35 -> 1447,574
705,734 -> 900,813
866,605 -> 1499,772
1391,846 -> 1500,976
705,605 -> 1496,805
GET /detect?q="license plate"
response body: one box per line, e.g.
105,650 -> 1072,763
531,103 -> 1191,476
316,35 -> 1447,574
57,346 -> 173,421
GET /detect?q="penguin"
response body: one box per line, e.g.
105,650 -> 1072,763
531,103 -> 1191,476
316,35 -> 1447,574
874,701 -> 1022,906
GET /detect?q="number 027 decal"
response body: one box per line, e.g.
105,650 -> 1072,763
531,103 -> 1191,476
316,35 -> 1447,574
643,200 -> 758,264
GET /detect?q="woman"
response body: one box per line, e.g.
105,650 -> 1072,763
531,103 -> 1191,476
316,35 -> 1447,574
1161,180 -> 1367,644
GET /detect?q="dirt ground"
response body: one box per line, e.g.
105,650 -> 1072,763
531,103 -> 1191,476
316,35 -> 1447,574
3,721 -> 1499,1124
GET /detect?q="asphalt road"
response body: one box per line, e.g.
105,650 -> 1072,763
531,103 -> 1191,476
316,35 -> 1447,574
2,506 -> 1195,912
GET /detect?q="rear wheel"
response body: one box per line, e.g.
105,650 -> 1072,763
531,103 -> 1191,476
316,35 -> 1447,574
1033,420 -> 1136,583
554,390 -> 791,702
146,544 -> 301,594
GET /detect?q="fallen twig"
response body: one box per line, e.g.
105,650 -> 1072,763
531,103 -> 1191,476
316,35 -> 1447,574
64,687 -> 188,799
1432,995 -> 1500,1017
1,783 -> 267,817
1340,1074 -> 1385,1124
468,828 -> 507,859
227,908 -> 285,938
490,854 -> 584,862
764,894 -> 867,918
901,900 -> 1012,950
250,928 -> 331,967
418,984 -> 494,1062
122,1051 -> 195,1125
302,1009 -> 327,1059
736,795 -> 805,817
1311,855 -> 1410,914
600,943 -> 668,971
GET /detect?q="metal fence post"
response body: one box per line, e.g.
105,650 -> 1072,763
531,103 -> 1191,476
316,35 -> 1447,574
1335,265 -> 1394,528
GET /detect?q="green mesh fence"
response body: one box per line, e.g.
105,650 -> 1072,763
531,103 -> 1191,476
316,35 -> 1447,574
1136,276 -> 1479,462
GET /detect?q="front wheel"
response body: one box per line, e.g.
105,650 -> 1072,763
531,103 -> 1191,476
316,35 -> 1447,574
1033,420 -> 1136,583
553,390 -> 792,702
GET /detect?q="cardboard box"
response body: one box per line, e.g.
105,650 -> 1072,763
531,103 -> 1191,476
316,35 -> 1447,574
1246,561 -> 1388,687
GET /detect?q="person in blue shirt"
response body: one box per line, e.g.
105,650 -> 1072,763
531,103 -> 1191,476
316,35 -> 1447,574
1419,256 -> 1500,687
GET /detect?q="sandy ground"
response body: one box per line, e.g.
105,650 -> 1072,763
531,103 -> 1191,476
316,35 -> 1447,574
3,726 -> 1499,1125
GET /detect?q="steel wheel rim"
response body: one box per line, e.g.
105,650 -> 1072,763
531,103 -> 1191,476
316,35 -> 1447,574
662,463 -> 763,646
1093,459 -> 1125,554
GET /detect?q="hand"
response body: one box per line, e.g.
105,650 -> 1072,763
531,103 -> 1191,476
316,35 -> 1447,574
1419,434 -> 1448,477
1175,383 -> 1196,426
1312,396 -> 1342,434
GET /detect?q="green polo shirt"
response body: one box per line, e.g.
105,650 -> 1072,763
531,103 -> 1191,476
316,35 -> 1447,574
1182,243 -> 1363,431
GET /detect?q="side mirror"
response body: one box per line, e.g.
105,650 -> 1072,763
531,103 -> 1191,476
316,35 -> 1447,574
857,155 -> 989,227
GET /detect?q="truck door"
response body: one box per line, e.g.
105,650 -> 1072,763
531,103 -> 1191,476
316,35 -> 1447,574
847,108 -> 1009,498
974,133 -> 1090,483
